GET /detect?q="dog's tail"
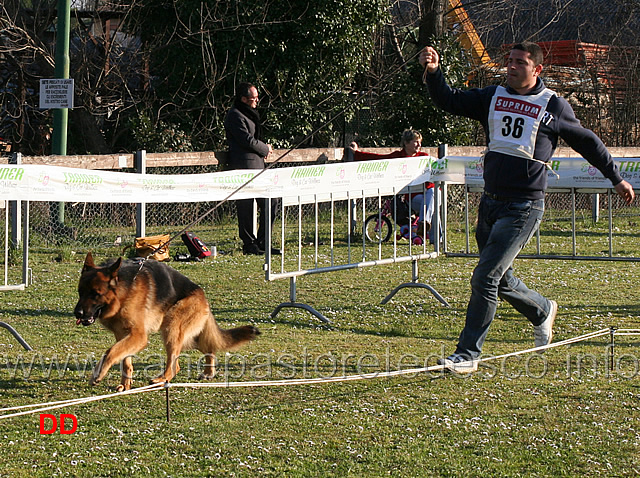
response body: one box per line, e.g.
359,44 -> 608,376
219,324 -> 261,350
198,314 -> 260,353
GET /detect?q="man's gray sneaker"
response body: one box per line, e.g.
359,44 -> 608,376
534,300 -> 557,353
437,354 -> 478,374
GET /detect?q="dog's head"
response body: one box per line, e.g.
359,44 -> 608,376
74,252 -> 122,326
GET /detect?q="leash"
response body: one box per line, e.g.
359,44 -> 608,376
118,244 -> 151,278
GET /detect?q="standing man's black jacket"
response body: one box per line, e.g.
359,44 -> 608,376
224,101 -> 270,170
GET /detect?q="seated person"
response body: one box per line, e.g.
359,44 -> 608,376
348,129 -> 434,232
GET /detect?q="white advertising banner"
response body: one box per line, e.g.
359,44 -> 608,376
441,156 -> 640,189
0,156 -> 435,204
0,155 -> 637,204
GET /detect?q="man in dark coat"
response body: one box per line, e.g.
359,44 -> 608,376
224,82 -> 278,255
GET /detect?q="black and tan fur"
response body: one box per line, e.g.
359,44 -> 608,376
74,252 -> 259,391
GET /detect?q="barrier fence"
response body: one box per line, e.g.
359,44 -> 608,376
256,156 -> 450,322
265,184 -> 449,323
3,148 -> 638,261
451,186 -> 639,261
0,199 -> 31,350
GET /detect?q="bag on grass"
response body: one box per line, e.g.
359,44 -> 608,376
181,231 -> 211,259
134,234 -> 171,261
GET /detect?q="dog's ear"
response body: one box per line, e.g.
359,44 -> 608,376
106,257 -> 123,277
82,252 -> 96,273
106,257 -> 122,288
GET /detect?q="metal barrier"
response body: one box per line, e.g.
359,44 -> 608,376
2,153 -> 638,341
265,184 -> 450,323
2,153 -> 31,291
1,204 -> 30,291
1,196 -> 32,350
447,185 -> 640,262
263,152 -> 640,324
0,321 -> 33,350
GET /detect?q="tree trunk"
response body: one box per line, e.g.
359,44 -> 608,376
69,109 -> 111,155
419,0 -> 447,49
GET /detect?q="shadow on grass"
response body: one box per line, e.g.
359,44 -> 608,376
0,308 -> 71,318
263,310 -> 447,338
559,303 -> 640,317
482,302 -> 640,351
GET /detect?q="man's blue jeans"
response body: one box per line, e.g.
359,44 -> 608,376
455,195 -> 552,359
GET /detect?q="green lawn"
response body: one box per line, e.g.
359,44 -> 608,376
1,225 -> 639,477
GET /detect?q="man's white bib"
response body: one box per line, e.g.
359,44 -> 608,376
488,86 -> 555,159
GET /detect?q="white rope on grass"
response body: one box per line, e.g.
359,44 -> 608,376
478,328 -> 611,363
167,329 -> 613,390
0,328 -> 619,418
611,329 -> 640,336
170,365 -> 443,390
0,383 -> 164,420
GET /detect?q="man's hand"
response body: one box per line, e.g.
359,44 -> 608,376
614,180 -> 635,205
419,47 -> 440,74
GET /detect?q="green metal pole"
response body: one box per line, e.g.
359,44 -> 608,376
51,0 -> 70,224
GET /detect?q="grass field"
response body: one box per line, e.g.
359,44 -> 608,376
1,220 -> 640,477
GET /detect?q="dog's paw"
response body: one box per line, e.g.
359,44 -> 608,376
116,379 -> 132,392
89,377 -> 100,386
198,372 -> 216,381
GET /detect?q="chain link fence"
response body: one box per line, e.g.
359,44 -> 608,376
10,183 -> 638,264
3,144 -> 639,269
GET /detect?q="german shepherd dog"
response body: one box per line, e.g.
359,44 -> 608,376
74,252 -> 260,391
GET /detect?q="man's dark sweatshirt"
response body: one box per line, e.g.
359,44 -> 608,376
426,68 -> 623,200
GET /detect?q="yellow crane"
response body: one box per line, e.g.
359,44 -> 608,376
446,0 -> 499,68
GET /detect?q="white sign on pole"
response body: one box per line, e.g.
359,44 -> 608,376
39,79 -> 74,109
